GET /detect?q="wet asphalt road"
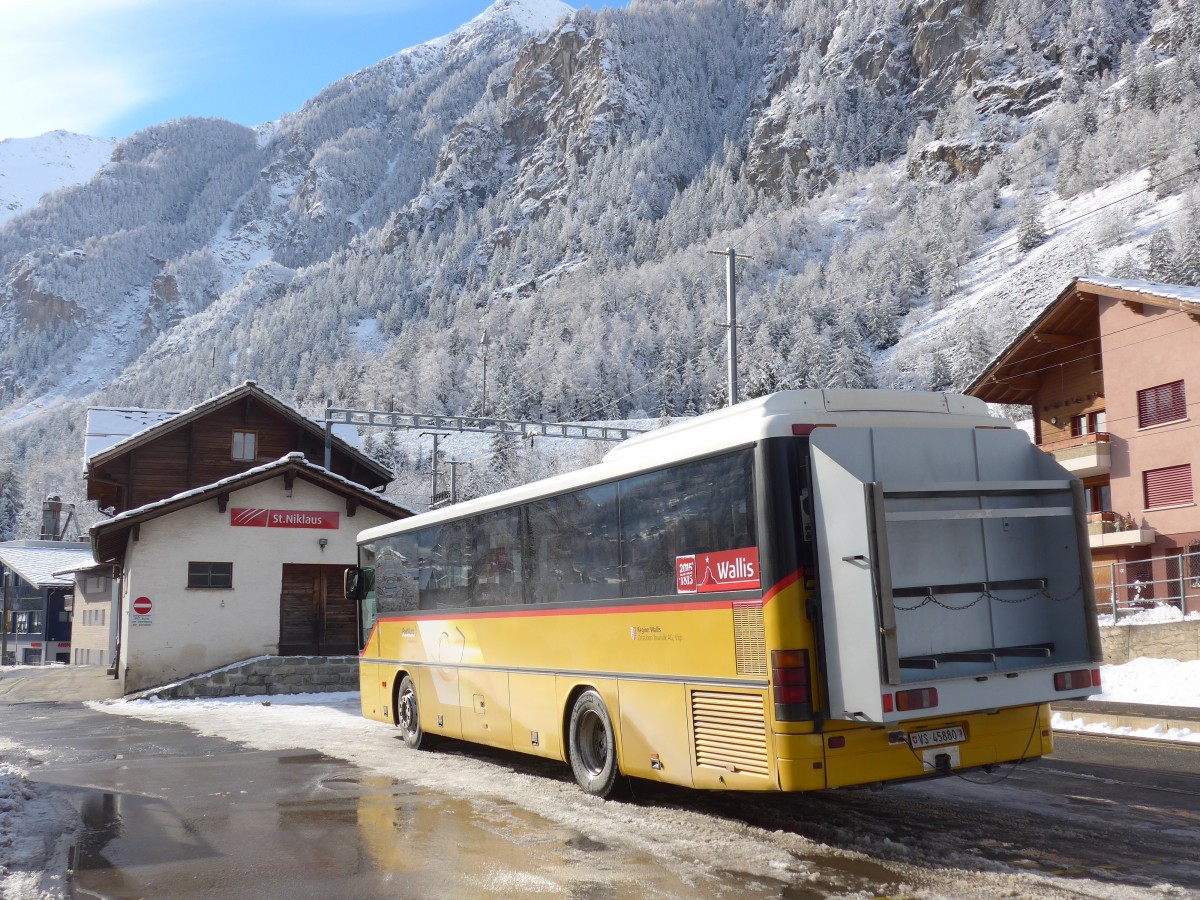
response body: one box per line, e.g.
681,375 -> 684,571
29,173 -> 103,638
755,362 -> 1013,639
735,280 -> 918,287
3,669 -> 1200,898
6,703 -> 729,899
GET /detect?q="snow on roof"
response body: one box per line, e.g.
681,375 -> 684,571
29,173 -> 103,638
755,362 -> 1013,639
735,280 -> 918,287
1082,276 -> 1200,305
51,560 -> 112,577
0,542 -> 95,588
92,452 -> 410,536
84,406 -> 179,463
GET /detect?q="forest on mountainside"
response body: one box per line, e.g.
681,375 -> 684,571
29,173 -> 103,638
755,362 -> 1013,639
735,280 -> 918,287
3,0 -> 1200,533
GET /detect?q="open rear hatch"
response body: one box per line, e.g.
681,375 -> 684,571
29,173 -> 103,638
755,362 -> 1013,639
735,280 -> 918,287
810,424 -> 1102,724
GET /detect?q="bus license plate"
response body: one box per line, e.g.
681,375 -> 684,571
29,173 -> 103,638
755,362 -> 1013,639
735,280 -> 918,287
908,726 -> 965,749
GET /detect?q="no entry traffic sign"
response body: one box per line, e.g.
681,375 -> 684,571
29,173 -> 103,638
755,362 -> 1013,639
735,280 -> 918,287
132,596 -> 154,625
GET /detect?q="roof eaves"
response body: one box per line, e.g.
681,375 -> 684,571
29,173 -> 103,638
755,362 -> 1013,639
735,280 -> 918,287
965,277 -> 1083,397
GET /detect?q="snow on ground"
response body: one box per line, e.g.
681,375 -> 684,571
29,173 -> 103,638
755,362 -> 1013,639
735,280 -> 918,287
0,746 -> 76,900
1097,602 -> 1200,627
1052,656 -> 1200,743
1094,657 -> 1200,708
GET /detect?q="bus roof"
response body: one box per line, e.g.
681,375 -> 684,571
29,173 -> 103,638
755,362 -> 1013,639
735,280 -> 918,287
357,389 -> 1003,543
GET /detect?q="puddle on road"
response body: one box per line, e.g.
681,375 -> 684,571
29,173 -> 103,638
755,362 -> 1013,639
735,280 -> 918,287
40,738 -> 932,899
55,749 -> 828,899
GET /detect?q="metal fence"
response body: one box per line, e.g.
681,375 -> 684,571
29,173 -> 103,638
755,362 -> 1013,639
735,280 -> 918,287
1093,549 -> 1200,617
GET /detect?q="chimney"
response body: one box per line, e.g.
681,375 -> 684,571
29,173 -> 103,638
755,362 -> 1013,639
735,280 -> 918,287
40,494 -> 63,541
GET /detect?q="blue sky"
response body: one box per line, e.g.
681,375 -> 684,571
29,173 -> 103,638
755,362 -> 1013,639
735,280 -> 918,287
1,0 -> 618,141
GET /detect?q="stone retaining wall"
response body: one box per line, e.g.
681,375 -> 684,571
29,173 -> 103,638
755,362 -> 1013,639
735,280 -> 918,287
1100,619 -> 1200,664
138,656 -> 358,700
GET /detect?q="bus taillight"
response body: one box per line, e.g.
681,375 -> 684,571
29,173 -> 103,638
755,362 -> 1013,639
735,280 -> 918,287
771,649 -> 812,721
894,687 -> 938,712
1053,669 -> 1095,691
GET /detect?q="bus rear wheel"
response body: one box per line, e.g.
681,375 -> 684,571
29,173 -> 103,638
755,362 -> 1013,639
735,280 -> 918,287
396,675 -> 426,749
568,690 -> 621,797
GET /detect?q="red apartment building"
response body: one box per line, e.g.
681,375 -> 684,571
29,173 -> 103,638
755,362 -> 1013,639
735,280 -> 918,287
967,277 -> 1200,611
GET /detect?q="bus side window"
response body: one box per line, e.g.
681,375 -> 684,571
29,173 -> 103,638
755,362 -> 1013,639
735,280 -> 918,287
619,450 -> 756,599
469,508 -> 522,607
425,521 -> 471,609
528,484 -> 619,604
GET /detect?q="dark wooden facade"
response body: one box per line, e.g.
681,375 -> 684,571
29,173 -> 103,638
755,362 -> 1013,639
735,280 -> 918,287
86,383 -> 390,514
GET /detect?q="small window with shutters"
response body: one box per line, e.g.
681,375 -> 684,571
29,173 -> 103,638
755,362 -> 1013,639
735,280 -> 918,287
1143,464 -> 1193,509
1137,380 -> 1186,428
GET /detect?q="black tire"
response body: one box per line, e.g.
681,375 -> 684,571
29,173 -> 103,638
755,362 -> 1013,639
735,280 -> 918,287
396,675 -> 426,749
568,689 -> 621,797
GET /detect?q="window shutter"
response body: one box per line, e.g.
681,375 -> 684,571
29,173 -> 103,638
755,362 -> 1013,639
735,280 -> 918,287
1137,380 -> 1186,428
1143,464 -> 1193,508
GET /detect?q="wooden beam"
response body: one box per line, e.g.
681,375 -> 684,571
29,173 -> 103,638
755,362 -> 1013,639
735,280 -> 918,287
284,471 -> 295,492
132,523 -> 140,542
346,498 -> 358,518
186,422 -> 196,488
1032,332 -> 1078,348
993,375 -> 1040,391
217,492 -> 229,513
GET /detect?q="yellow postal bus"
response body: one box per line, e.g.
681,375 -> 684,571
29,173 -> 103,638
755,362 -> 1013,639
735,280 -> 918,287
350,390 -> 1101,796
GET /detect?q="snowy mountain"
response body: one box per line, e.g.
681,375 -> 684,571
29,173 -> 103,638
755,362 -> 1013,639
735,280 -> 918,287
2,0 -> 1200,536
0,131 -> 115,227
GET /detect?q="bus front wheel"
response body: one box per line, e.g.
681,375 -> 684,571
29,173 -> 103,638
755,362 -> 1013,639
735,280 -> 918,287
568,690 -> 621,797
396,675 -> 426,749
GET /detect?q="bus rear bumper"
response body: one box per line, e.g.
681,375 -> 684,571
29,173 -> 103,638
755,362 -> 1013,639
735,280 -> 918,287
775,705 -> 1052,791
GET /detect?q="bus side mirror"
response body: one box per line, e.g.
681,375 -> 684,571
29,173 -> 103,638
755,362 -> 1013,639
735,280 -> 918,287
344,567 -> 363,601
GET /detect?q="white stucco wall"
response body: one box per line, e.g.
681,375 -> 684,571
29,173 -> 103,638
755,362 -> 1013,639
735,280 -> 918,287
119,475 -> 397,693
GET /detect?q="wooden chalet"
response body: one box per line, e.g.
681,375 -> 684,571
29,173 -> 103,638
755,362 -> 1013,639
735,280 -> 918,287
967,276 -> 1200,612
85,381 -> 391,514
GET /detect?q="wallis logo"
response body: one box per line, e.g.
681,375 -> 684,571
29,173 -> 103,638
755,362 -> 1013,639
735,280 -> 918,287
676,547 -> 760,594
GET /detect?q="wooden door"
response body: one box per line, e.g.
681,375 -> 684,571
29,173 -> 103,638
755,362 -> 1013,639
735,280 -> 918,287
1090,550 -> 1118,613
280,564 -> 357,656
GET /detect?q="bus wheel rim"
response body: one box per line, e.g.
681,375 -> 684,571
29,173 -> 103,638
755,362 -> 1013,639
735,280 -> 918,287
400,688 -> 416,733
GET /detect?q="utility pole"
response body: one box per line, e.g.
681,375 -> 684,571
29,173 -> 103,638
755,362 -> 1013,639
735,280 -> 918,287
708,247 -> 751,406
1,566 -> 8,667
480,331 -> 490,417
420,432 -> 450,507
445,460 -> 469,505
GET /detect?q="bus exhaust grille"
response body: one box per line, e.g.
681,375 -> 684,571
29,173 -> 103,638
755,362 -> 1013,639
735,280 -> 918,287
733,602 -> 767,675
691,690 -> 769,776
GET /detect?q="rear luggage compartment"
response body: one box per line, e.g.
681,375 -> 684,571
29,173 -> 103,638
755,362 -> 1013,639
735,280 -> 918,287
809,423 -> 1102,725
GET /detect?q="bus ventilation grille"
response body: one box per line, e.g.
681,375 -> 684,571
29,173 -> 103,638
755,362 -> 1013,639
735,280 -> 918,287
691,690 -> 769,777
733,602 -> 767,676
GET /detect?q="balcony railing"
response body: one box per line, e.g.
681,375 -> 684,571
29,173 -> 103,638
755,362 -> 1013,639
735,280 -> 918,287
1038,431 -> 1111,478
1087,510 -> 1157,549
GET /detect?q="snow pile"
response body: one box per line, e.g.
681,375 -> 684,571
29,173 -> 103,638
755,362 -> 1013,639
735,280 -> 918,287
0,755 -> 75,900
1097,603 -> 1200,627
1094,657 -> 1200,707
